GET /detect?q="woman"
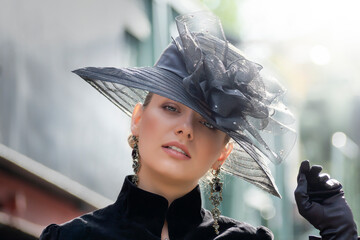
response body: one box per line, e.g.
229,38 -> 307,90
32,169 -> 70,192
40,12 -> 358,239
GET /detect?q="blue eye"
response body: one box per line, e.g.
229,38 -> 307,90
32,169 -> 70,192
201,121 -> 215,129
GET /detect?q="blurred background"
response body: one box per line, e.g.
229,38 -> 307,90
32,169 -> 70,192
1,0 -> 359,239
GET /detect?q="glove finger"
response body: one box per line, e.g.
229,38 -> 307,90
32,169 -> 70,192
325,178 -> 341,189
295,173 -> 310,208
309,165 -> 323,178
319,173 -> 330,183
298,160 -> 310,180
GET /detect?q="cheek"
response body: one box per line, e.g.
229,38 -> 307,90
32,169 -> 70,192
197,128 -> 226,148
140,107 -> 167,134
138,109 -> 167,153
196,132 -> 226,162
140,112 -> 157,135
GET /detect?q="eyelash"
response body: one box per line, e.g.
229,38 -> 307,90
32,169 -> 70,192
163,105 -> 178,112
200,121 -> 215,130
163,104 -> 215,130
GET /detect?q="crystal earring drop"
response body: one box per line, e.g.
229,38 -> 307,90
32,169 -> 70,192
209,168 -> 223,235
131,136 -> 140,185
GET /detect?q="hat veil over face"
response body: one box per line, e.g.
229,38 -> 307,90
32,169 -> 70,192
73,12 -> 296,198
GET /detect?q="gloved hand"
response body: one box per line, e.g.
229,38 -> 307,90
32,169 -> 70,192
294,160 -> 358,240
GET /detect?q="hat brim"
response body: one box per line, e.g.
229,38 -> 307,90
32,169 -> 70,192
73,66 -> 284,198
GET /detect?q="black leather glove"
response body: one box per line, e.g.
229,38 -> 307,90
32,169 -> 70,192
294,160 -> 358,240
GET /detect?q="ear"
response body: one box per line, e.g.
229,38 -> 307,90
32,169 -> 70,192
212,142 -> 233,170
131,103 -> 144,136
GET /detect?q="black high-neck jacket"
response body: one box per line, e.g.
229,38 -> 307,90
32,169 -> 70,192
40,176 -> 273,240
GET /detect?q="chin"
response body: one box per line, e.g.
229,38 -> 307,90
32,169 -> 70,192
141,156 -> 203,184
160,169 -> 204,186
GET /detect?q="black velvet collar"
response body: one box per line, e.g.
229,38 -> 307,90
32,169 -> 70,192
114,176 -> 204,239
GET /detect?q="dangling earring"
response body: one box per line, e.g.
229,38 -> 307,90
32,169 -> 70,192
209,168 -> 222,235
131,135 -> 140,185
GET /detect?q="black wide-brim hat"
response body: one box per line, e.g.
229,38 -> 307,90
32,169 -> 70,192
73,12 -> 296,198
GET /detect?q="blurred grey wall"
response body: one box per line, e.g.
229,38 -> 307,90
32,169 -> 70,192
0,0 -> 152,199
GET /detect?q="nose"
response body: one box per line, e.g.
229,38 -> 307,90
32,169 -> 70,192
174,112 -> 194,140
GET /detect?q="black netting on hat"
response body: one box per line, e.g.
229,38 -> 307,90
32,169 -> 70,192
73,11 -> 296,198
173,12 -> 296,196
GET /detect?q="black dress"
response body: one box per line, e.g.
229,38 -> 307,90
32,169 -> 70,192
40,176 -> 273,240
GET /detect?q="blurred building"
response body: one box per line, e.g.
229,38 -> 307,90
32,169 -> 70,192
0,143 -> 112,239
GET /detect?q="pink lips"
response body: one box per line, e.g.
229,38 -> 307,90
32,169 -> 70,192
162,141 -> 191,160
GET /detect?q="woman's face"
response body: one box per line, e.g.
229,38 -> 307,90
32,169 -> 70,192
131,94 -> 232,185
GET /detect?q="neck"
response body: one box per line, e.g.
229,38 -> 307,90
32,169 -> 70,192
137,168 -> 198,205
